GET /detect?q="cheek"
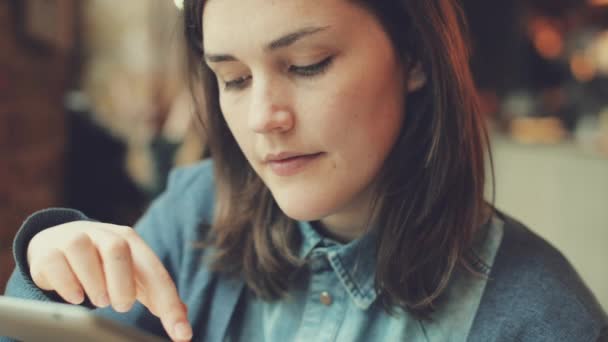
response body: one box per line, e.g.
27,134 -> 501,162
220,101 -> 255,157
316,70 -> 405,159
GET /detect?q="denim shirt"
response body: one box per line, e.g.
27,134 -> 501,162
3,160 -> 606,342
227,218 -> 504,341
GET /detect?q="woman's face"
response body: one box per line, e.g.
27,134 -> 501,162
203,0 -> 421,236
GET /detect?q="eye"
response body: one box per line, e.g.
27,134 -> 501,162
289,56 -> 334,77
224,75 -> 252,91
221,56 -> 334,92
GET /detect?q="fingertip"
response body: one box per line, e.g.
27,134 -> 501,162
173,321 -> 193,341
95,293 -> 110,308
66,290 -> 85,305
159,313 -> 191,342
113,303 -> 133,313
112,297 -> 138,313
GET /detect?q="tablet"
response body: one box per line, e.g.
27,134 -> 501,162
0,296 -> 168,342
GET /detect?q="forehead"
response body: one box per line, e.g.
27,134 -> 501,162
202,0 -> 364,51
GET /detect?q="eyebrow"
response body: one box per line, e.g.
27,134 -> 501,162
204,26 -> 330,63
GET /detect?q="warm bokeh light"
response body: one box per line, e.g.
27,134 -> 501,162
531,19 -> 564,60
570,52 -> 597,82
589,0 -> 608,6
591,31 -> 608,75
509,116 -> 568,144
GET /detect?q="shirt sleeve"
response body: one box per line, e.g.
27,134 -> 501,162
4,208 -> 94,304
2,161 -> 214,341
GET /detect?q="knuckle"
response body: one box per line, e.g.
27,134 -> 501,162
156,269 -> 174,285
119,226 -> 138,241
63,232 -> 92,254
44,247 -> 66,264
30,268 -> 49,289
114,225 -> 134,235
30,246 -> 57,271
101,238 -> 130,257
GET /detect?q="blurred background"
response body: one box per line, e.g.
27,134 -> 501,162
0,0 -> 606,309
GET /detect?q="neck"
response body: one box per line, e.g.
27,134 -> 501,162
312,219 -> 365,244
318,185 -> 377,243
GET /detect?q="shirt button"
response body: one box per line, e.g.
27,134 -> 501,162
320,291 -> 333,306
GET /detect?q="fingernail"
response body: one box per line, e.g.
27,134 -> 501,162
97,293 -> 110,307
70,291 -> 84,304
174,321 -> 192,340
114,303 -> 131,312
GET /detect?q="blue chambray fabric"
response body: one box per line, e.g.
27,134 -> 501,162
227,218 -> 504,342
3,160 -> 605,342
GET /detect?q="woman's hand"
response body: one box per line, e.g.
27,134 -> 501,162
26,221 -> 193,342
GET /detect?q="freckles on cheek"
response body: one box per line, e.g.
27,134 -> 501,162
323,82 -> 361,122
323,87 -> 373,142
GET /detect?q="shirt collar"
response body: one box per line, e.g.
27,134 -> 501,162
297,221 -> 379,310
295,215 -> 503,312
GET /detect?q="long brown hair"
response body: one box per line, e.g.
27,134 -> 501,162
183,0 -> 493,318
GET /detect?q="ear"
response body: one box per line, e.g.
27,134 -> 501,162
406,63 -> 427,93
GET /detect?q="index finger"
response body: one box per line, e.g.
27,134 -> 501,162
120,230 -> 193,342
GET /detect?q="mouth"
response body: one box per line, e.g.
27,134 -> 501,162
264,152 -> 324,176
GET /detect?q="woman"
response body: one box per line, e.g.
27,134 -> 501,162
3,0 -> 607,341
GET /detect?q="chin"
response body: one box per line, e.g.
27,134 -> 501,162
272,190 -> 338,222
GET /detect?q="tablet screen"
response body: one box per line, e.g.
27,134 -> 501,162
0,296 -> 169,342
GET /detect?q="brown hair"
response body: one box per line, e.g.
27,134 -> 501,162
183,0 -> 493,318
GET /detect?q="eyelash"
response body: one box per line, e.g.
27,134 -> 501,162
223,56 -> 334,91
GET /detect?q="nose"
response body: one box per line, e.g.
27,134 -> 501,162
248,77 -> 295,134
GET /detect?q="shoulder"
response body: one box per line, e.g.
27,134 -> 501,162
165,158 -> 216,201
133,159 -> 217,261
159,159 -> 216,224
469,211 -> 608,342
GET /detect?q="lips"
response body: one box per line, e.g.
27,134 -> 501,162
264,152 -> 324,176
265,151 -> 306,162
